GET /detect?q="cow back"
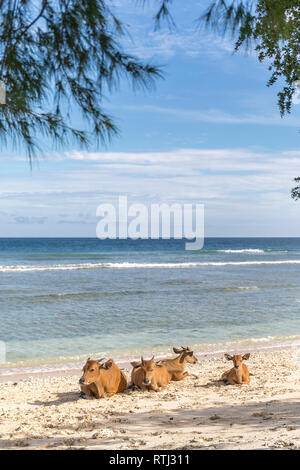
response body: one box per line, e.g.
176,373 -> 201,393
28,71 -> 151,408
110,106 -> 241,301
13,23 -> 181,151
98,359 -> 127,394
131,365 -> 143,388
154,364 -> 170,386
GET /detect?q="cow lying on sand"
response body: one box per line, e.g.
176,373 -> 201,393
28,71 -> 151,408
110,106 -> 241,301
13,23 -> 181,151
79,358 -> 127,398
159,346 -> 198,381
221,353 -> 251,385
131,356 -> 169,392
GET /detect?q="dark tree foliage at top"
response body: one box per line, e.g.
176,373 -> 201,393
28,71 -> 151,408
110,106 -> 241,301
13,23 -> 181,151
291,177 -> 300,199
0,0 -> 162,157
154,0 -> 300,199
201,0 -> 300,117
1,0 -> 299,173
155,0 -> 300,117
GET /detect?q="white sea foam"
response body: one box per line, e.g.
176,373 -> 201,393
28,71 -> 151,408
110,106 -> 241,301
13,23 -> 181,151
218,249 -> 265,254
236,286 -> 259,290
1,259 -> 300,272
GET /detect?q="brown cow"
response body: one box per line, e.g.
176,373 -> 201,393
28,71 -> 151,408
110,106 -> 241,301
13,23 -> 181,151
221,353 -> 251,385
79,358 -> 127,398
160,346 -> 198,381
131,356 -> 169,392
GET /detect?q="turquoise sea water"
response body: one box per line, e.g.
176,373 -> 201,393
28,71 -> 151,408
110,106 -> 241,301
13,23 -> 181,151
0,237 -> 300,370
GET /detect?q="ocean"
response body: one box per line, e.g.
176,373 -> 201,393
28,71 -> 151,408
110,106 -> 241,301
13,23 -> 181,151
1,237 -> 300,374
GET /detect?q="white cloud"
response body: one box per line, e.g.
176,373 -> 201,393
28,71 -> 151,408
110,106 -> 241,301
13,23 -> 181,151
107,104 -> 300,127
123,28 -> 234,60
110,0 -> 235,60
1,147 -> 299,236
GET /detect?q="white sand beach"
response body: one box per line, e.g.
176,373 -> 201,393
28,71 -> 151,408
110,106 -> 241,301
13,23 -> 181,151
0,347 -> 300,450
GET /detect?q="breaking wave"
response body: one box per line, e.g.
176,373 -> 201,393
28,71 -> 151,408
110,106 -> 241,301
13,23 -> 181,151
1,259 -> 300,272
217,249 -> 265,254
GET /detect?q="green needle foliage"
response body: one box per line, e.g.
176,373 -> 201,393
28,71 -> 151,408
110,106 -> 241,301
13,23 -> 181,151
200,0 -> 300,200
0,0 -> 162,158
291,177 -> 300,199
154,0 -> 300,198
201,0 -> 300,117
154,0 -> 300,116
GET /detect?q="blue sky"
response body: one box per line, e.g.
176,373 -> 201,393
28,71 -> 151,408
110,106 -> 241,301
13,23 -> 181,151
1,0 -> 300,237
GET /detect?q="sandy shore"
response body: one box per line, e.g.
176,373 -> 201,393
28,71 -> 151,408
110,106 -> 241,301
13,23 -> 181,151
0,347 -> 300,450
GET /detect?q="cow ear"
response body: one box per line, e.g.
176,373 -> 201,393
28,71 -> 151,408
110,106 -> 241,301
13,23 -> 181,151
173,347 -> 181,354
105,360 -> 113,369
188,351 -> 193,356
131,361 -> 141,368
224,353 -> 233,361
179,354 -> 185,363
243,353 -> 250,361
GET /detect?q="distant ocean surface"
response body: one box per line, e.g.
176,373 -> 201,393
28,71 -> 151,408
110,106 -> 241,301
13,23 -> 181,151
1,237 -> 300,373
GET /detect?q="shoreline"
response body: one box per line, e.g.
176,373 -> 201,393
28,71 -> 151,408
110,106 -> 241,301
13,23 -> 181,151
1,336 -> 300,383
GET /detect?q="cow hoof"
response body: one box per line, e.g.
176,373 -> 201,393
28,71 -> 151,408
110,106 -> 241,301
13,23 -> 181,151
79,391 -> 88,399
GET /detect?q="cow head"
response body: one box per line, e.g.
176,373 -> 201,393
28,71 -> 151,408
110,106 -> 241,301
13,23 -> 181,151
79,358 -> 105,385
173,346 -> 198,364
224,353 -> 250,370
138,356 -> 162,386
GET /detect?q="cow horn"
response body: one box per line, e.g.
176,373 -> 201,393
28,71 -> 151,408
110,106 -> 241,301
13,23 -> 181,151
141,356 -> 143,362
96,357 -> 105,363
87,357 -> 91,361
151,355 -> 154,361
